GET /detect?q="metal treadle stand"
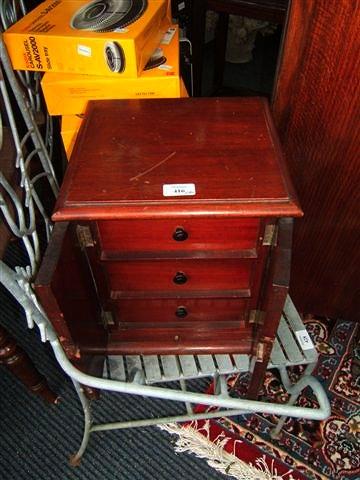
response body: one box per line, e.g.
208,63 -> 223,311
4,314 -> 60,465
0,34 -> 330,465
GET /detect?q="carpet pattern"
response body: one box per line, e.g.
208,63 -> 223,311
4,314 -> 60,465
194,315 -> 359,480
0,286 -> 229,479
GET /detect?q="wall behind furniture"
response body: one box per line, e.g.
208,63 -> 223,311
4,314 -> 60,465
272,0 -> 359,320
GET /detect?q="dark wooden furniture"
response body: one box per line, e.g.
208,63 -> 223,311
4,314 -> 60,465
272,0 -> 360,320
0,325 -> 58,403
190,0 -> 288,96
36,97 -> 302,396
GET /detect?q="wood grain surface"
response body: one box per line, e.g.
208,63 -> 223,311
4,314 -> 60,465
53,97 -> 302,220
97,217 -> 260,257
106,258 -> 253,294
272,0 -> 360,320
35,222 -> 107,356
109,298 -> 249,323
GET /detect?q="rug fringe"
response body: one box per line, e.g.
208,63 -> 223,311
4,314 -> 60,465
159,421 -> 296,480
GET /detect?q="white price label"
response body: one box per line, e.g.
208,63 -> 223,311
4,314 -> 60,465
77,45 -> 91,57
163,183 -> 196,197
295,330 -> 315,350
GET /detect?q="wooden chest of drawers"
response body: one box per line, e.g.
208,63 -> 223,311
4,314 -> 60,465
36,97 -> 302,396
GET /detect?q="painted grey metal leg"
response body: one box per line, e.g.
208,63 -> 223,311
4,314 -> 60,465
69,380 -> 92,466
180,379 -> 193,414
270,365 -> 316,439
304,361 -> 317,376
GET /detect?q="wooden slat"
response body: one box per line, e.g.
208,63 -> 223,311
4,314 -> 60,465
232,354 -> 249,371
284,296 -> 305,330
143,355 -> 162,383
283,297 -> 318,363
270,338 -> 287,365
107,356 -> 126,381
179,355 -> 198,377
125,355 -> 142,377
160,355 -> 180,379
197,355 -> 216,374
277,317 -> 304,363
214,354 -> 234,373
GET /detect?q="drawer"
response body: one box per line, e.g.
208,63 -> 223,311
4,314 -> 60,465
97,218 -> 260,258
112,298 -> 249,323
106,259 -> 253,297
108,323 -> 253,355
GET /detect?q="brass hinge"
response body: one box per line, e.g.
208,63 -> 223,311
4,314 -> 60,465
256,342 -> 265,362
249,309 -> 265,325
101,310 -> 115,328
262,224 -> 278,246
76,225 -> 95,248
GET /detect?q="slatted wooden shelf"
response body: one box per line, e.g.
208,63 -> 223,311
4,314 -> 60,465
105,297 -> 318,384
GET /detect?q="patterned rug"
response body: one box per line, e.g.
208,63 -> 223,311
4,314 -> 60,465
165,316 -> 359,480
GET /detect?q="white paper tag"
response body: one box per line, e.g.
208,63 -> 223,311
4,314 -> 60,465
163,183 -> 196,197
295,330 -> 315,350
158,64 -> 173,71
161,27 -> 177,45
77,45 -> 91,57
178,1 -> 185,10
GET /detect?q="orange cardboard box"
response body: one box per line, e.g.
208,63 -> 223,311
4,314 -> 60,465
61,115 -> 82,158
180,78 -> 189,98
42,25 -> 181,115
3,0 -> 168,77
61,79 -> 189,159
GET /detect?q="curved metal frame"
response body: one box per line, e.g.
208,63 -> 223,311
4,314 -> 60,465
0,261 -> 332,464
0,1 -> 55,164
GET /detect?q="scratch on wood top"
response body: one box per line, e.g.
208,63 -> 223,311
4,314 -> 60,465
129,151 -> 177,182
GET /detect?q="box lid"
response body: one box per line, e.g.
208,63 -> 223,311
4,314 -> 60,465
53,97 -> 302,220
5,0 -> 166,39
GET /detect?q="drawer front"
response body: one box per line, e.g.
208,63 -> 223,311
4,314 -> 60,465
97,218 -> 260,257
108,323 -> 253,355
106,259 -> 253,296
112,298 -> 249,323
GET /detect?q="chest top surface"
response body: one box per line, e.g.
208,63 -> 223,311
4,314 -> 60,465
53,97 -> 302,221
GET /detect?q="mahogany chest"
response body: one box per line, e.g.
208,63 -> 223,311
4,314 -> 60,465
36,97 -> 302,396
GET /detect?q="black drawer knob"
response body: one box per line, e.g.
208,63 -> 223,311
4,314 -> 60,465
173,227 -> 188,242
175,307 -> 188,318
173,271 -> 188,285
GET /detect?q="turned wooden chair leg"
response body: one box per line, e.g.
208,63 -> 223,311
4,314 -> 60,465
0,324 -> 59,403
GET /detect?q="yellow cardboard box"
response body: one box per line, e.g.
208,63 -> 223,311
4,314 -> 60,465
61,115 -> 82,158
3,0 -> 168,77
61,114 -> 84,134
61,79 -> 189,159
41,25 -> 181,115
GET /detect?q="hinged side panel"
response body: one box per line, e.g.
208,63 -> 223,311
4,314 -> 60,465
247,218 -> 294,399
35,222 -> 108,359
